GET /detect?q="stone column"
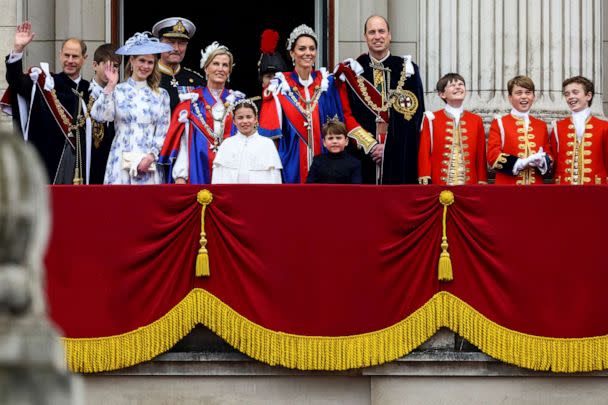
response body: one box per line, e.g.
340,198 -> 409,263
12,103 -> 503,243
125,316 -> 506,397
420,0 -> 603,120
0,128 -> 81,404
55,0 -> 107,79
336,0 -> 388,64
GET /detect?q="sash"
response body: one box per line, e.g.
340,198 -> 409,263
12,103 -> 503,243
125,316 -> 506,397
334,62 -> 389,123
28,68 -> 78,149
279,73 -> 323,178
279,73 -> 323,148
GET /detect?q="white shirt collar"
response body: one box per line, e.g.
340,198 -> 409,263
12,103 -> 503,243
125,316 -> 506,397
89,78 -> 104,99
510,108 -> 530,123
445,104 -> 464,123
572,108 -> 591,140
370,51 -> 391,64
236,131 -> 259,140
71,75 -> 82,85
298,75 -> 313,88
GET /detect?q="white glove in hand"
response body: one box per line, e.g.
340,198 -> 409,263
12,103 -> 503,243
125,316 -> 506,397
527,147 -> 545,168
531,147 -> 548,174
512,158 -> 529,175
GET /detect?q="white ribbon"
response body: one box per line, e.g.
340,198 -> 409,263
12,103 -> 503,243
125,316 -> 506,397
179,92 -> 199,103
402,55 -> 415,77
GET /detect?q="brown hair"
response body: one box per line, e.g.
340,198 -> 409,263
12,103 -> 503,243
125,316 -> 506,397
435,73 -> 466,103
507,75 -> 535,95
93,43 -> 120,65
322,119 -> 347,139
125,55 -> 161,92
562,76 -> 594,106
61,38 -> 87,56
233,100 -> 258,116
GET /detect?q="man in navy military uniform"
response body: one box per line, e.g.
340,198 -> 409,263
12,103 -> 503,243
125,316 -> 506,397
152,17 -> 205,111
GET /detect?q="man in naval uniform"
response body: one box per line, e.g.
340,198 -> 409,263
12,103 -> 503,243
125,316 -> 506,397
152,17 -> 205,111
335,15 -> 425,184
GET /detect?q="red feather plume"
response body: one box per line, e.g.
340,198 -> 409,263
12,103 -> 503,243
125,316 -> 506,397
260,29 -> 279,54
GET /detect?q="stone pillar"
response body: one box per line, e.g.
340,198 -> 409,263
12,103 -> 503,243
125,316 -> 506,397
388,0 -> 419,59
55,0 -> 108,79
0,128 -> 81,404
420,0 -> 603,120
336,0 -> 388,64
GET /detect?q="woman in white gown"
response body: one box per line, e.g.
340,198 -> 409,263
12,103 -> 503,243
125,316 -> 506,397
91,32 -> 172,184
212,99 -> 282,184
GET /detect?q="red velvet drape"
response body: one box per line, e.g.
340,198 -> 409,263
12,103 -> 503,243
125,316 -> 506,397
46,185 -> 608,341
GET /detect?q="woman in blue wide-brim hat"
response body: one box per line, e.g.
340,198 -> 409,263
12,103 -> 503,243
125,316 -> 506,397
91,32 -> 173,184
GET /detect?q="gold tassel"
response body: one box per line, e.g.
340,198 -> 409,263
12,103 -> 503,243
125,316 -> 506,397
438,190 -> 455,281
196,189 -> 213,277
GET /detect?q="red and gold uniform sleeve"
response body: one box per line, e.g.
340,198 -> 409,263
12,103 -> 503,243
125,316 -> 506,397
549,123 -> 560,176
417,114 -> 433,184
487,117 -> 518,175
535,118 -> 553,167
476,116 -> 488,183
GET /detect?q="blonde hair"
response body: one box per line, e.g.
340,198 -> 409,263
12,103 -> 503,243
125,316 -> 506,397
125,55 -> 161,92
203,48 -> 234,74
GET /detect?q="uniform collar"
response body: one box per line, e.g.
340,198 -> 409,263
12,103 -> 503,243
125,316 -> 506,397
158,62 -> 181,76
445,104 -> 464,123
510,108 -> 530,123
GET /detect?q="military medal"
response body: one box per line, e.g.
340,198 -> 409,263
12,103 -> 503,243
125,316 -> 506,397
170,77 -> 179,88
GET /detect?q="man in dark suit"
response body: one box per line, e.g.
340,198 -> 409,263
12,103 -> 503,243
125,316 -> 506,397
5,21 -> 90,184
337,15 -> 425,184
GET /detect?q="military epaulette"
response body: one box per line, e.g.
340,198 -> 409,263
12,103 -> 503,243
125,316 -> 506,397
183,67 -> 205,80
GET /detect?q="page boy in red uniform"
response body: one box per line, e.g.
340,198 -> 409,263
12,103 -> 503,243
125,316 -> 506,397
487,75 -> 552,185
551,76 -> 608,185
418,73 -> 487,185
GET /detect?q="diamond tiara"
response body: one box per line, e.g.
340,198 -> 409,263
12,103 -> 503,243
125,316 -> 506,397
286,24 -> 318,51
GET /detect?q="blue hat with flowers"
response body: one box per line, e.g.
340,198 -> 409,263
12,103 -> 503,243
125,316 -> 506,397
116,32 -> 174,56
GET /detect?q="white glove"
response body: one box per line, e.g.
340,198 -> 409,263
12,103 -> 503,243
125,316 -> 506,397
527,147 -> 546,168
529,147 -> 548,174
512,157 -> 532,175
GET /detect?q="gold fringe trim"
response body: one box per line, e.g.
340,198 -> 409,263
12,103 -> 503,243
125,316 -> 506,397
62,290 -> 608,373
439,292 -> 608,372
63,291 -> 201,373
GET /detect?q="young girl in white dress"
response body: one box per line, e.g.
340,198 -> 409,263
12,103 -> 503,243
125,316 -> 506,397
212,99 -> 282,184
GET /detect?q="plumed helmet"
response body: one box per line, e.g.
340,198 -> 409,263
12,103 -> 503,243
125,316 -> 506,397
258,29 -> 288,77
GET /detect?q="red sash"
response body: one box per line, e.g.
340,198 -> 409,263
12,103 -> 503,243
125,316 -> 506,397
279,74 -> 323,178
30,69 -> 77,149
334,62 -> 389,123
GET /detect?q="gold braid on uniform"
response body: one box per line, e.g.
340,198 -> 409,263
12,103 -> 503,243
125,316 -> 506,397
87,95 -> 105,149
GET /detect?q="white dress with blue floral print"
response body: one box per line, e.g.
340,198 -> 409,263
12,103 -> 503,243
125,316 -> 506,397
91,78 -> 170,184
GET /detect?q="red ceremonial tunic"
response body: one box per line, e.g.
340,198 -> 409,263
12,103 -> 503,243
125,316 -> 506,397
418,109 -> 487,185
488,114 -> 552,185
550,116 -> 608,185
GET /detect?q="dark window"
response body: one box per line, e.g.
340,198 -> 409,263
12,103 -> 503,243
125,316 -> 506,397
123,3 -> 318,99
